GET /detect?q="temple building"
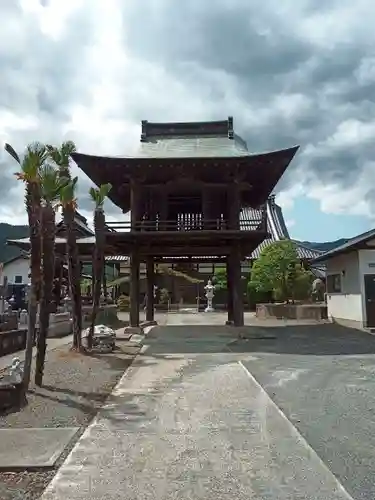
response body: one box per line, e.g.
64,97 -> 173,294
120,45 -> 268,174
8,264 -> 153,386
72,117 -> 300,327
8,117 -> 323,325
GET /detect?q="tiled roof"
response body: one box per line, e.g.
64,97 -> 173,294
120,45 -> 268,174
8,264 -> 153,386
137,117 -> 250,158
312,227 -> 375,263
241,201 -> 323,261
137,134 -> 249,159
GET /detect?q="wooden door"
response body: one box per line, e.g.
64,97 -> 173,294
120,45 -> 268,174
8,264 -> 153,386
364,274 -> 375,327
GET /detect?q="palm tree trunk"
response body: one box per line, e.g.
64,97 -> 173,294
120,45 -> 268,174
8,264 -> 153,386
102,258 -> 107,301
23,182 -> 41,391
35,204 -> 55,387
88,208 -> 105,348
64,206 -> 82,350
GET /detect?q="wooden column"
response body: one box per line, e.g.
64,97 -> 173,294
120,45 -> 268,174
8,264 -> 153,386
146,256 -> 155,322
227,183 -> 240,230
229,244 -> 244,327
130,180 -> 142,230
129,250 -> 140,327
226,256 -> 234,324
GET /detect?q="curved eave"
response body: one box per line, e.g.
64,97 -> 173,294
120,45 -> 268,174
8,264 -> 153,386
72,146 -> 299,212
71,145 -> 299,166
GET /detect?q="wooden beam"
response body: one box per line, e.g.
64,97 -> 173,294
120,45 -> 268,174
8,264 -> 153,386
146,256 -> 154,322
129,250 -> 140,327
229,244 -> 244,327
226,256 -> 234,324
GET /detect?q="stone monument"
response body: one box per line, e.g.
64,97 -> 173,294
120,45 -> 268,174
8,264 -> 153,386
204,279 -> 215,313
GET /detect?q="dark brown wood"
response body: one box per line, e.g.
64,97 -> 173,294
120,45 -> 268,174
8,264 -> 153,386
129,250 -> 140,327
71,146 -> 299,213
228,184 -> 240,230
229,245 -> 244,327
130,180 -> 142,230
146,256 -> 155,322
364,274 -> 375,327
226,256 -> 234,324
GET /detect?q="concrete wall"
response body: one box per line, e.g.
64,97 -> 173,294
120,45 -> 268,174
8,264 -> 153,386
325,252 -> 363,325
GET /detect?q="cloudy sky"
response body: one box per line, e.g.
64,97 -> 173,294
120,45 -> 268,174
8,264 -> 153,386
1,0 -> 375,242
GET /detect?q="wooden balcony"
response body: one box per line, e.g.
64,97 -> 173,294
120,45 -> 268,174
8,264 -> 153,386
104,209 -> 268,258
105,214 -> 267,234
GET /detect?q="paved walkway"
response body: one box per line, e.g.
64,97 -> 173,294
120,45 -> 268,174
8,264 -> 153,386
40,318 -> 354,499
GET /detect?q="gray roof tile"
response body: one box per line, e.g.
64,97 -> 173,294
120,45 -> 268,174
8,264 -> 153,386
137,134 -> 249,158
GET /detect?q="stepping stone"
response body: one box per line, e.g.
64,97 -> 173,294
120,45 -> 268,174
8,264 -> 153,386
123,326 -> 142,335
0,427 -> 79,470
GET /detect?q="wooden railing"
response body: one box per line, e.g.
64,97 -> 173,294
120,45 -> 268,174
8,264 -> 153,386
106,215 -> 267,233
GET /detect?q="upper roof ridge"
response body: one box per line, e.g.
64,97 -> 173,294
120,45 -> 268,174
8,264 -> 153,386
140,117 -> 234,142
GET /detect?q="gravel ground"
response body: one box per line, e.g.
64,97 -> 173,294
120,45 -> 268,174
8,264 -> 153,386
0,341 -> 139,500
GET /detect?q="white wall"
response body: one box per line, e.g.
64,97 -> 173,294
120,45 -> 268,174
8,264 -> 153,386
325,251 -> 363,323
1,257 -> 30,285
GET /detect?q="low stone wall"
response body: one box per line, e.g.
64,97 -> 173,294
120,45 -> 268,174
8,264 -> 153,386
0,313 -> 18,332
256,303 -> 328,321
48,312 -> 72,338
0,328 -> 28,357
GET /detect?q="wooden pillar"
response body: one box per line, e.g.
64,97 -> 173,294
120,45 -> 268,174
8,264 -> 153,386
226,256 -> 234,324
227,183 -> 240,230
229,244 -> 244,327
129,250 -> 140,327
130,180 -> 142,230
146,256 -> 155,322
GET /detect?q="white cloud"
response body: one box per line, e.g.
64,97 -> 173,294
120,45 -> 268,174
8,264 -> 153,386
1,0 -> 375,231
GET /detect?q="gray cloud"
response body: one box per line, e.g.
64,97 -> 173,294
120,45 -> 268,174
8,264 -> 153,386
120,0 -> 375,194
1,0 -> 375,223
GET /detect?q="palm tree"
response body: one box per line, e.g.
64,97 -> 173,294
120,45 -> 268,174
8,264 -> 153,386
35,165 -> 68,386
47,141 -> 83,350
58,176 -> 83,350
88,183 -> 112,349
4,142 -> 47,391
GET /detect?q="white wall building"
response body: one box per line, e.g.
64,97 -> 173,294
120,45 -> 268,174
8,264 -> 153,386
0,254 -> 30,285
313,229 -> 375,330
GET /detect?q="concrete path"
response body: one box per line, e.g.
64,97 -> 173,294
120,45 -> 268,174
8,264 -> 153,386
40,321 -> 353,500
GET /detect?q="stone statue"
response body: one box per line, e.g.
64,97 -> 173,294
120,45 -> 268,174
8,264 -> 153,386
312,278 -> 325,302
1,357 -> 24,386
204,279 -> 215,313
19,309 -> 28,326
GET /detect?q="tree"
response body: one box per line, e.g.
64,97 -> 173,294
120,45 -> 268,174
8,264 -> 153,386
4,142 -> 47,391
47,141 -> 83,350
88,183 -> 112,349
213,266 -> 227,290
58,177 -> 83,350
35,165 -> 67,386
249,240 -> 311,303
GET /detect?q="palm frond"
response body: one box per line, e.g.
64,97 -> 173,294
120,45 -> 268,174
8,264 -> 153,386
40,164 -> 69,204
47,140 -> 77,171
6,142 -> 47,182
4,143 -> 21,164
89,183 -> 112,208
59,176 -> 78,206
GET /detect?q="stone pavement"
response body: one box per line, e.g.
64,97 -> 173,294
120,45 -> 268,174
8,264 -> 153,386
39,315 -> 358,500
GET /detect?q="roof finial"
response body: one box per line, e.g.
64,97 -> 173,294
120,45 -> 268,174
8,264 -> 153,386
141,120 -> 148,142
228,116 -> 234,139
